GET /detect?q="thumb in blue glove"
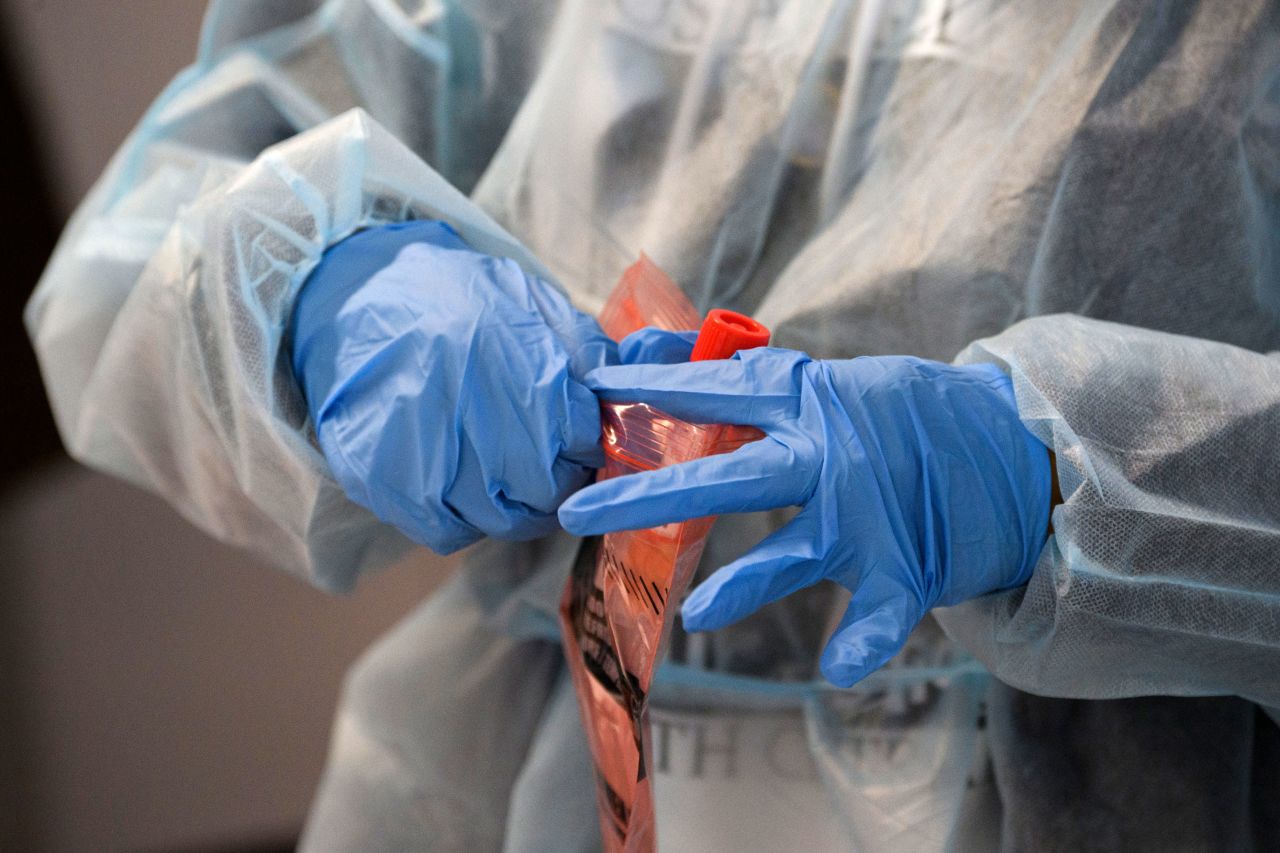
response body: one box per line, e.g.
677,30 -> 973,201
558,340 -> 1051,687
617,326 -> 698,366
291,220 -> 617,554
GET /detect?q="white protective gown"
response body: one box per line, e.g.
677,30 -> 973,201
25,1 -> 1280,850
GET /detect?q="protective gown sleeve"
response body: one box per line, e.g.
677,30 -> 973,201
30,108 -> 559,591
936,314 -> 1280,708
24,2 -> 562,591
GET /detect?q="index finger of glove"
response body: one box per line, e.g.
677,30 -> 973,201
583,350 -> 805,429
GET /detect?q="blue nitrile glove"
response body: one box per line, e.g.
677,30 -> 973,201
558,335 -> 1052,687
290,220 -> 617,554
617,327 -> 699,365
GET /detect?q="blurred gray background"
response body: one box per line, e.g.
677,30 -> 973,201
0,2 -> 456,850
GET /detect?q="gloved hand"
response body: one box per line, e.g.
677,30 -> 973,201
290,220 -> 616,554
558,334 -> 1052,686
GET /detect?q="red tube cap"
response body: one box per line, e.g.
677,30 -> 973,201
690,309 -> 771,361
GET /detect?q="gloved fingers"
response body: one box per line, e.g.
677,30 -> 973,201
681,505 -> 830,631
347,424 -> 486,555
487,510 -> 564,542
452,362 -> 597,531
618,327 -> 698,365
558,436 -> 807,536
569,333 -> 621,378
819,573 -> 923,688
583,350 -> 808,428
447,434 -> 566,541
548,453 -> 598,503
558,379 -> 608,470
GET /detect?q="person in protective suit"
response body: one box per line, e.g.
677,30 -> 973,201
26,1 -> 1280,850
